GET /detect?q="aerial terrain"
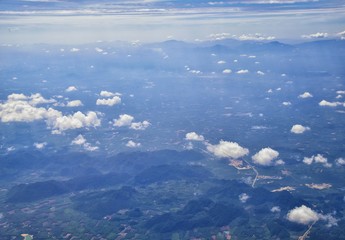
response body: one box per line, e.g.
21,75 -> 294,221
0,0 -> 345,239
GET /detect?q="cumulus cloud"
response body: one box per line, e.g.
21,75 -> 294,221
70,48 -> 80,52
302,32 -> 329,39
71,134 -> 87,145
271,206 -> 281,213
303,154 -> 332,168
217,60 -> 226,64
239,193 -> 250,203
222,69 -> 232,74
287,205 -> 319,225
113,114 -> 150,130
65,86 -> 77,92
33,142 -> 47,149
100,91 -> 122,97
299,92 -> 313,98
336,158 -> 345,166
319,100 -> 342,107
71,134 -> 99,151
185,132 -> 205,141
130,121 -> 150,130
66,100 -> 83,107
290,124 -> 310,134
337,30 -> 345,40
252,147 -> 280,166
126,140 -> 141,148
48,111 -> 101,134
282,101 -> 292,106
237,69 -> 249,74
96,96 -> 121,106
206,140 -> 249,159
0,93 -> 60,123
113,114 -> 134,127
257,71 -> 265,75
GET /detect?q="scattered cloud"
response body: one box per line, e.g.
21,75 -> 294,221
206,140 -> 249,159
302,32 -> 328,39
239,193 -> 250,203
337,31 -> 345,40
271,206 -> 281,213
237,69 -> 249,74
100,91 -> 122,97
66,100 -> 83,107
33,142 -> 47,149
335,158 -> 345,166
185,132 -> 205,141
126,140 -> 141,148
305,183 -> 332,190
113,114 -> 150,130
71,134 -> 99,151
222,69 -> 232,74
282,101 -> 291,106
71,134 -> 87,145
299,92 -> 313,98
238,33 -> 275,41
96,96 -> 121,106
130,120 -> 151,130
303,154 -> 332,168
257,71 -> 265,75
290,124 -> 310,134
209,33 -> 230,41
252,147 -> 281,166
217,60 -> 226,64
65,86 -> 77,92
113,114 -> 134,127
319,100 -> 342,107
49,111 -> 101,134
287,205 -> 319,225
70,48 -> 80,52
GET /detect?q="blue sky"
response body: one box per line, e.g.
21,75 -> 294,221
1,0 -> 344,44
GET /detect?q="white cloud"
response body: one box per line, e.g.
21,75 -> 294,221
319,213 -> 338,227
222,69 -> 232,74
65,86 -> 77,92
66,100 -> 83,107
113,114 -> 150,130
206,140 -> 249,159
337,31 -> 345,40
70,48 -> 80,52
48,111 -> 101,134
336,90 -> 345,95
303,154 -> 331,168
290,124 -> 310,134
71,134 -> 99,151
252,147 -> 280,166
96,96 -> 121,106
239,193 -> 250,203
238,33 -> 275,41
217,60 -> 226,64
302,32 -> 328,39
257,71 -> 265,75
282,101 -> 291,106
271,206 -> 281,213
0,93 -> 61,123
33,142 -> 47,149
185,132 -> 205,141
319,100 -> 342,107
299,92 -> 313,98
237,69 -> 249,74
100,91 -> 122,97
71,134 -> 87,145
126,140 -> 141,148
336,158 -> 345,166
130,120 -> 150,130
287,205 -> 319,225
113,114 -> 134,127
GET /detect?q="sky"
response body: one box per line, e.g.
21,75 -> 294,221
0,0 -> 345,44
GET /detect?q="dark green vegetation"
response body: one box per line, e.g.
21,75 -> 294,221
1,149 -> 345,239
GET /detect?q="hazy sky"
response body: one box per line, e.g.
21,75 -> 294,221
1,0 -> 344,44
